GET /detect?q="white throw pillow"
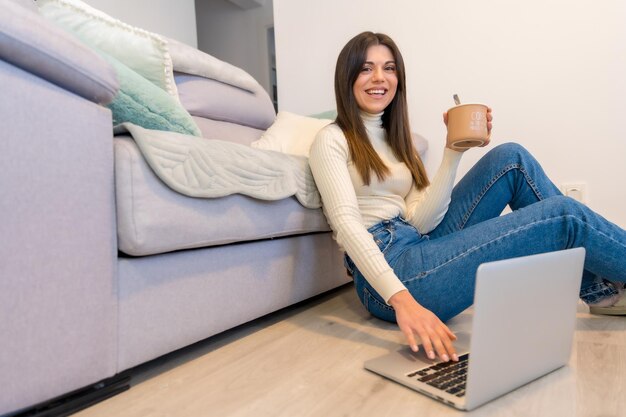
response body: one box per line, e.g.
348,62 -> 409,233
37,0 -> 179,99
251,111 -> 333,157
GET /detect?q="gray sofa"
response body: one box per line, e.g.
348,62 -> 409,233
0,1 -> 349,415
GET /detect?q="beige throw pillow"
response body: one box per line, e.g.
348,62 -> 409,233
251,111 -> 333,157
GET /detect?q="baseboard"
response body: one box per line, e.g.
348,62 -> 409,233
6,373 -> 131,417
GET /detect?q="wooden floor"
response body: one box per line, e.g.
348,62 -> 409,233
76,284 -> 626,417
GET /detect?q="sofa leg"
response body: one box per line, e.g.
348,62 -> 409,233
8,373 -> 131,417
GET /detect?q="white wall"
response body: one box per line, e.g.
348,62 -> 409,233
274,0 -> 626,227
195,0 -> 274,95
85,0 -> 198,47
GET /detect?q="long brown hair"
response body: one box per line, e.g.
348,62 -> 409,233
334,31 -> 429,189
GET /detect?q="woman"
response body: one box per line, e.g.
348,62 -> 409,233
309,31 -> 626,363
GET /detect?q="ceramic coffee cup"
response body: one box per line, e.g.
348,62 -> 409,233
446,103 -> 489,150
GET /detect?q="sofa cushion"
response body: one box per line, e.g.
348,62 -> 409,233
37,0 -> 178,99
251,111 -> 333,157
0,0 -> 118,103
175,73 -> 275,130
114,136 -> 331,256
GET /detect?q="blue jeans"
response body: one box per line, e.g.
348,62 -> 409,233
346,143 -> 626,323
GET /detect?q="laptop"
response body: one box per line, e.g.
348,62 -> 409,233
364,248 -> 585,411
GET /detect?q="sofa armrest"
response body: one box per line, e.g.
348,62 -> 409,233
0,0 -> 118,103
0,57 -> 118,414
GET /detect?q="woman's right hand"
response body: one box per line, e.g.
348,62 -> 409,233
388,290 -> 458,362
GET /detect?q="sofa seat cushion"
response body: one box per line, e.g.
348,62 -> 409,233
115,135 -> 331,256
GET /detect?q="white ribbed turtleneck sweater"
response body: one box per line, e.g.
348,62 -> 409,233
309,111 -> 463,303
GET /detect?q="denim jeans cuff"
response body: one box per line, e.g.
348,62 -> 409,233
579,279 -> 620,305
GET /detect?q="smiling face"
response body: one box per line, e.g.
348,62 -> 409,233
352,44 -> 398,114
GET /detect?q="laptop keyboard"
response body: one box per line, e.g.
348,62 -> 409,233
406,353 -> 470,397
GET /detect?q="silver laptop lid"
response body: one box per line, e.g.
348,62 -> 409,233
464,247 -> 585,410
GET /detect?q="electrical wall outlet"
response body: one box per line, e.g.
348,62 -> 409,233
561,183 -> 587,203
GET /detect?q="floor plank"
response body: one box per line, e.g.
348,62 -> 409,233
76,284 -> 626,417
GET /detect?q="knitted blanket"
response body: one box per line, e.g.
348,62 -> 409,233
115,123 -> 322,209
